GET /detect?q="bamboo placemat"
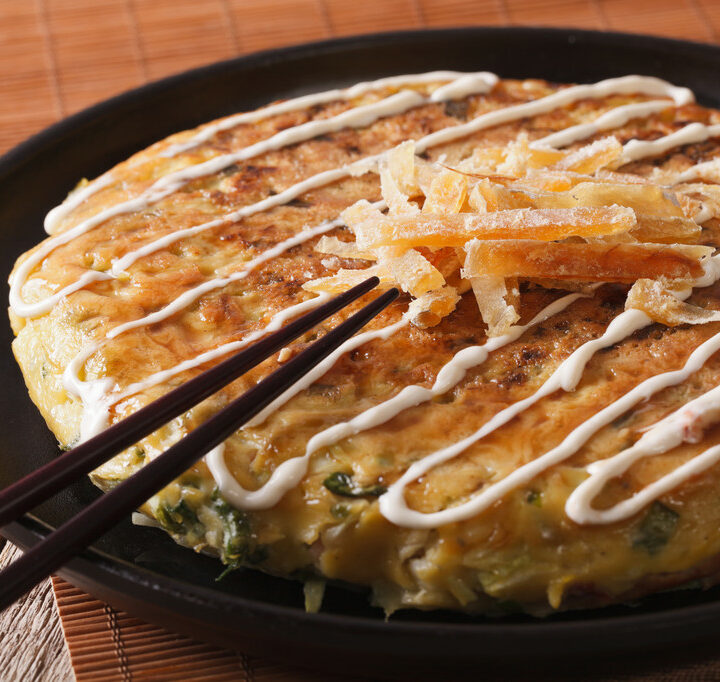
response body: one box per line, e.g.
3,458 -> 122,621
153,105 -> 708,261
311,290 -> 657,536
51,577 -> 364,682
5,0 -> 720,679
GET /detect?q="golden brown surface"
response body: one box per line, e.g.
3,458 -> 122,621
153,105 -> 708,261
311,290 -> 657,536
10,77 -> 720,615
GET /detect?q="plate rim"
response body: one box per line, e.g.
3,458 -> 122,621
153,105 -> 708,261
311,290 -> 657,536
6,24 -> 720,664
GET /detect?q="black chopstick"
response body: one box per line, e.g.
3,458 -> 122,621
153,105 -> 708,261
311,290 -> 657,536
0,276 -> 381,529
0,284 -> 399,612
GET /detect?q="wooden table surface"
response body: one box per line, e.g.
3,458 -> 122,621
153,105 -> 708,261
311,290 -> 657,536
0,540 -> 72,680
6,0 -> 720,679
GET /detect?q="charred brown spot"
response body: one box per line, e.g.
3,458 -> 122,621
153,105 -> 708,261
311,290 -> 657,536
681,140 -> 718,163
243,164 -> 277,178
444,100 -> 469,121
498,370 -> 528,388
255,271 -> 286,286
520,346 -> 545,363
231,165 -> 278,194
631,324 -> 665,341
287,198 -> 313,208
417,116 -> 436,134
600,285 -> 628,310
208,190 -> 237,207
307,383 -> 342,400
611,411 -> 635,429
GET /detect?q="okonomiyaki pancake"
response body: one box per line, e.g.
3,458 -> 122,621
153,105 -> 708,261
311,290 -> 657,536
11,71 -> 720,615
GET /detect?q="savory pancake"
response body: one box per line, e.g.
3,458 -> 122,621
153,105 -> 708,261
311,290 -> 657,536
10,71 -> 720,615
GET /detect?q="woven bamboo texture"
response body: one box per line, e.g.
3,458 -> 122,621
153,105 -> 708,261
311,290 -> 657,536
5,0 -> 720,679
52,577 -> 363,682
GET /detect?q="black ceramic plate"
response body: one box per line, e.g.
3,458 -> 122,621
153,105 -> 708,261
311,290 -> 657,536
5,27 -> 720,679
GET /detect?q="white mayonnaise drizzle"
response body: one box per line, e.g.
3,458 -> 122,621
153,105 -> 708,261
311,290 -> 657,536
107,160 -> 390,280
62,341 -> 116,445
62,200 -> 385,440
246,316 -> 408,428
411,75 -> 693,155
566,378 -> 720,525
641,129 -> 720,224
62,218 -> 348,423
162,71 -> 498,157
379,258 -> 720,528
44,172 -> 115,235
115,80 -> 700,305
430,74 -> 500,102
672,158 -> 720,184
106,219 -> 344,341
22,69 -> 720,530
622,122 -> 720,164
115,293 -> 330,402
533,100 -> 673,149
46,72 -> 496,232
45,72 -> 491,233
208,293 -> 585,509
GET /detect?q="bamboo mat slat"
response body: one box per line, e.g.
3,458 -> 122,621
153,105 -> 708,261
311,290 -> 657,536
5,0 -> 720,679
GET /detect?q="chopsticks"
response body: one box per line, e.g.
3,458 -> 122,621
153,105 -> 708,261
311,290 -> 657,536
0,277 -> 399,612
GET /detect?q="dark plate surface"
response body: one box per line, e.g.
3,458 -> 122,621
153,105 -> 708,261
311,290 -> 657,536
5,26 -> 720,678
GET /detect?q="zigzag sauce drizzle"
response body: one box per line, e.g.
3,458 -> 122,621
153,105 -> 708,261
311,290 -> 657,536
208,122 -> 720,515
14,74 -> 500,317
22,72 -> 720,528
566,382 -> 720,525
64,105 -> 720,446
207,316 -> 409,509
43,71 -> 498,236
55,75 -> 700,423
161,71 -> 500,159
379,258 -> 720,529
532,99 -> 676,149
97,110 -> 720,283
43,70 -> 688,238
208,292 -> 586,509
60,217 -> 356,437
